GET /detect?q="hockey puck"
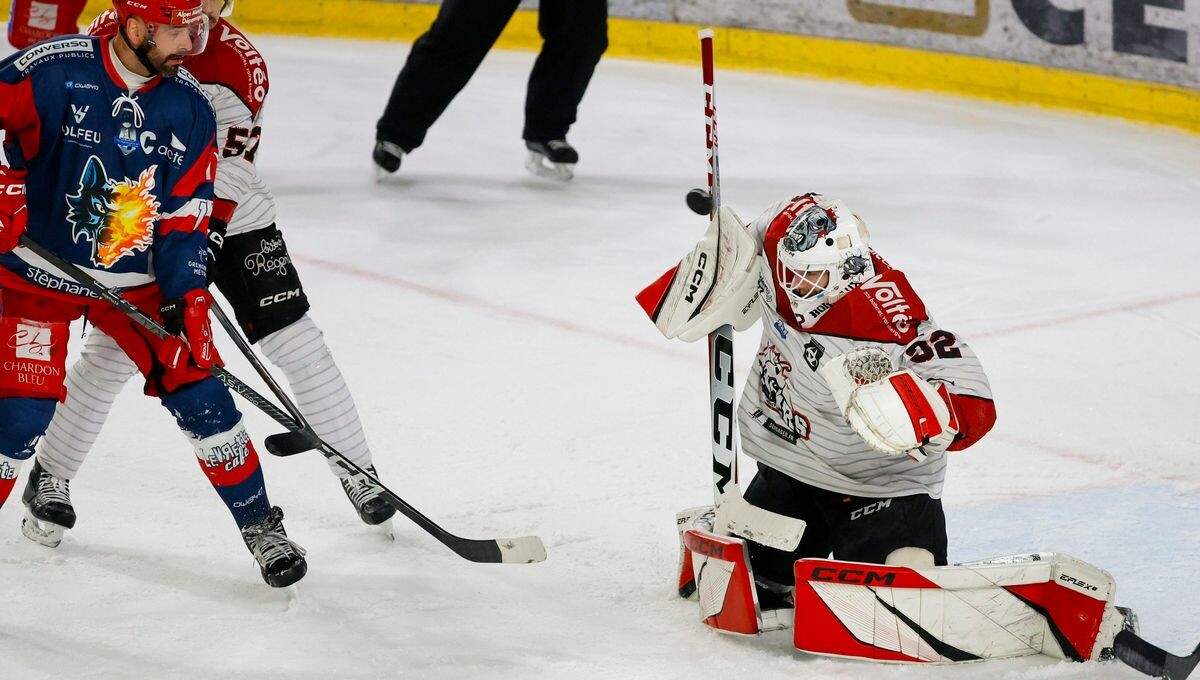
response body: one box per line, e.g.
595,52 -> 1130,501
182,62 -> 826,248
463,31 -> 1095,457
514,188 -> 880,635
686,188 -> 713,216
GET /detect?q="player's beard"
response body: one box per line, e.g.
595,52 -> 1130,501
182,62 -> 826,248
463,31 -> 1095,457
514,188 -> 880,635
148,49 -> 188,78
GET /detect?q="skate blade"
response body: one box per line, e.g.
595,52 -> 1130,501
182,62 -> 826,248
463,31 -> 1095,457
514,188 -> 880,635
21,512 -> 65,548
524,152 -> 574,182
376,518 -> 396,541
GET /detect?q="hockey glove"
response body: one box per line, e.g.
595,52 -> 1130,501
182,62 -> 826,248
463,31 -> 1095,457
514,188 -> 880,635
0,167 -> 28,254
636,205 -> 762,342
159,289 -> 219,369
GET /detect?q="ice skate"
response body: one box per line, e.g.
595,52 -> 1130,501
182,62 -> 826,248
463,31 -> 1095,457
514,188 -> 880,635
241,506 -> 308,588
372,140 -> 404,180
340,465 -> 397,527
21,460 -> 76,549
524,139 -> 577,181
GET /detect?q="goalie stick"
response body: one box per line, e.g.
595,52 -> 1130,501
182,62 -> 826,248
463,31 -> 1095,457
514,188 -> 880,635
17,235 -> 547,565
699,28 -> 737,503
1115,629 -> 1200,680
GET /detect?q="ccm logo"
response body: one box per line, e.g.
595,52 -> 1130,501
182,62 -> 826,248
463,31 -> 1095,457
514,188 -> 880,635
683,252 -> 708,303
810,566 -> 897,586
259,289 -> 301,307
3,184 -> 24,196
684,533 -> 725,560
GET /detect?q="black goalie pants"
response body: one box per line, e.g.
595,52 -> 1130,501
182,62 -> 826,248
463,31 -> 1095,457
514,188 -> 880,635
741,463 -> 948,586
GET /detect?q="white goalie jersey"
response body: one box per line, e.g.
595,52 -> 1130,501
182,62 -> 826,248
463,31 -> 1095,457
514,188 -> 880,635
738,198 -> 996,499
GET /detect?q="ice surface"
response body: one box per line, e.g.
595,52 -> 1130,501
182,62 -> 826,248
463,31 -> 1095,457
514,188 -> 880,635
1,32 -> 1198,680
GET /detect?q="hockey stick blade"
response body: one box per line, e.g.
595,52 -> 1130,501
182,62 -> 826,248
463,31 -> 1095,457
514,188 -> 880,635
264,430 -> 318,457
454,535 -> 547,564
686,187 -> 712,216
1114,629 -> 1200,680
378,485 -> 547,564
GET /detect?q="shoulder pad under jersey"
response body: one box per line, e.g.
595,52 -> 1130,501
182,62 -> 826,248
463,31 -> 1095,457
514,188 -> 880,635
186,19 -> 269,117
10,35 -> 97,74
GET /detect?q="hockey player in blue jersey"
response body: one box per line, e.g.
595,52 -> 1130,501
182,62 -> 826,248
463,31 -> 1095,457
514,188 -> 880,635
0,0 -> 307,588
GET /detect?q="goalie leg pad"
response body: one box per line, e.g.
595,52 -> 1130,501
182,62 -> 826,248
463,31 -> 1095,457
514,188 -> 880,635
792,552 -> 1119,663
674,505 -> 714,600
685,529 -> 762,636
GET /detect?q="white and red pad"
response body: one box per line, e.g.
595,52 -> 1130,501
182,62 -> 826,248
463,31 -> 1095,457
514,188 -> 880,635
792,552 -> 1116,663
683,529 -> 762,635
675,493 -> 806,601
675,505 -> 713,600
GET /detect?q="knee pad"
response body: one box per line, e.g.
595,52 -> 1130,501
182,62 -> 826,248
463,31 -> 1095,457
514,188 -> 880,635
160,376 -> 241,439
0,397 -> 57,458
259,314 -> 326,372
885,546 -> 936,568
211,225 -> 311,343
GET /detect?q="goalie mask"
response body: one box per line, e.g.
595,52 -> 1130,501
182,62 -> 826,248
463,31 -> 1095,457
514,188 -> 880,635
766,193 -> 874,326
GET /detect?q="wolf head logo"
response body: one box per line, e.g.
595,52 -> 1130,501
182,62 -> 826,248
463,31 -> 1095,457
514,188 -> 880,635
841,254 -> 871,280
66,156 -> 160,268
781,204 -> 837,254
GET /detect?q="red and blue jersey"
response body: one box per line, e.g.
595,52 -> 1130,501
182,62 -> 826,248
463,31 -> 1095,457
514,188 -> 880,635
0,35 -> 217,300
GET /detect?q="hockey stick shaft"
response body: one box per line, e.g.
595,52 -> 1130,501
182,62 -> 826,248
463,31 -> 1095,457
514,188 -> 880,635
699,28 -> 737,503
209,300 -> 310,431
207,299 -> 543,563
208,300 -> 317,458
1115,629 -> 1200,680
17,235 -> 545,564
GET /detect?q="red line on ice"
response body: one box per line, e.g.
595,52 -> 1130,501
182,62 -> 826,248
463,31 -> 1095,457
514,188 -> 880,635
971,289 -> 1200,338
295,254 -> 689,361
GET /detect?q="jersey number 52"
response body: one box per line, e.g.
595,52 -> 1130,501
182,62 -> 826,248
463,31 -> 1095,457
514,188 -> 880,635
223,126 -> 262,162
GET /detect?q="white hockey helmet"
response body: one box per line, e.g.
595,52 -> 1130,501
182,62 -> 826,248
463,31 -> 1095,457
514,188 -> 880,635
770,193 -> 874,323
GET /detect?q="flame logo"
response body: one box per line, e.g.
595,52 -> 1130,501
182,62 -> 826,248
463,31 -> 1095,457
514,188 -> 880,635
66,156 -> 160,268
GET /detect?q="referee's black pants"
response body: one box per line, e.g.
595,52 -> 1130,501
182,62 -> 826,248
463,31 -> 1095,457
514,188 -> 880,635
376,0 -> 608,152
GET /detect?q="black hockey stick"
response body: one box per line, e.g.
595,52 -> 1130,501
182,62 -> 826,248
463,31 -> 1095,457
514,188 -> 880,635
17,235 -> 547,564
207,301 -> 545,562
1115,629 -> 1200,680
208,301 -> 315,457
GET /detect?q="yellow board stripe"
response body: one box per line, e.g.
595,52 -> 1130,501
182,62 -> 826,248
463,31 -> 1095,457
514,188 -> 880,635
49,0 -> 1198,134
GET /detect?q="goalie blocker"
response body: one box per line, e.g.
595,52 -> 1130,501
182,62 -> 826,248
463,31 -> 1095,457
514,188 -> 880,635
637,205 -> 762,343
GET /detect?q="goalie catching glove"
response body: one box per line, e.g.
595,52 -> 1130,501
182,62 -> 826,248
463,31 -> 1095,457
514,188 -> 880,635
636,205 -> 762,342
819,348 -> 959,458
